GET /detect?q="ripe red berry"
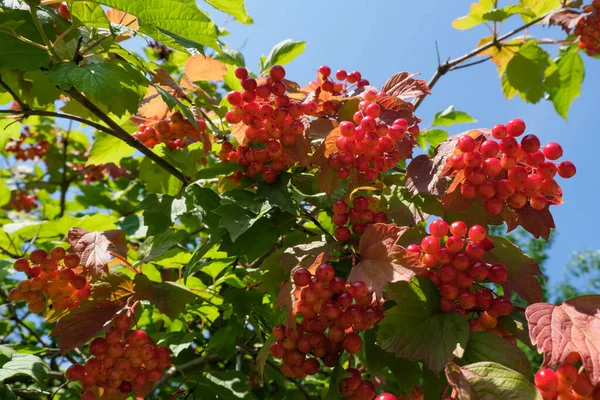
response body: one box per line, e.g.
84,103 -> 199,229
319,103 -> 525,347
492,124 -> 507,139
500,136 -> 518,154
293,269 -> 312,287
315,264 -> 335,282
488,264 -> 508,284
506,118 -> 526,137
429,220 -> 449,238
334,226 -> 351,241
521,134 -> 540,153
66,364 -> 85,381
234,67 -> 249,80
450,221 -> 468,237
421,235 -> 440,255
535,368 -> 559,392
543,142 -> 563,160
14,258 -> 29,272
269,65 -> 285,81
457,136 -> 477,152
128,330 -> 149,348
89,338 -> 109,357
342,332 -> 362,354
468,225 -> 487,242
349,281 -> 368,299
557,161 -> 576,178
30,249 -> 47,264
50,247 -> 66,261
64,253 -> 80,268
556,363 -> 578,385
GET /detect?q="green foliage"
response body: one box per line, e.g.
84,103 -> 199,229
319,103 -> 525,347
432,105 -> 477,127
260,39 -> 307,72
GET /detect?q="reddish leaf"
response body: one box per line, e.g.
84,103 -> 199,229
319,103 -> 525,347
381,72 -> 430,101
66,228 -> 128,279
90,272 -> 135,304
138,85 -> 169,120
405,155 -> 449,197
376,95 -> 421,127
323,127 -> 341,158
275,252 -> 330,326
280,242 -> 335,272
317,167 -> 342,196
152,67 -> 189,101
309,118 -> 338,141
180,75 -> 217,104
502,205 -> 556,241
133,274 -> 200,319
52,300 -> 122,353
546,9 -> 588,33
105,9 -> 138,42
348,223 -> 423,297
184,55 -> 227,82
526,296 -> 600,384
482,236 -> 543,304
230,122 -> 249,146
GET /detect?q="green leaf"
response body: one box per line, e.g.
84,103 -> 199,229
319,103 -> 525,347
68,1 -> 111,28
0,10 -> 50,70
184,230 -> 224,278
0,353 -> 47,384
223,64 -> 243,90
364,329 -> 422,393
196,371 -> 255,399
446,362 -> 542,399
135,228 -> 185,267
0,118 -> 21,150
153,85 -> 196,128
482,5 -> 535,22
262,39 -> 306,72
0,180 -> 8,208
86,132 -> 136,167
519,0 -> 561,22
83,0 -> 220,52
47,61 -> 147,116
505,41 -> 551,103
417,129 -> 448,151
324,364 -> 350,400
133,274 -> 200,318
204,0 -> 252,24
462,332 -> 533,379
139,157 -> 184,196
548,45 -> 584,120
0,386 -> 18,400
451,0 -> 494,30
256,175 -> 297,214
432,106 -> 477,127
205,322 -> 242,357
377,277 -> 470,372
193,162 -> 242,180
213,201 -> 271,242
138,194 -> 187,235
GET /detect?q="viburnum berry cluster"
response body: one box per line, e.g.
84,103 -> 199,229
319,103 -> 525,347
408,220 -> 516,342
8,248 -> 90,314
133,112 -> 208,150
6,190 -> 37,212
332,196 -> 389,241
534,353 -> 600,399
575,1 -> 600,56
445,119 -> 576,215
270,264 -> 384,380
72,162 -> 129,183
338,367 -> 377,399
328,91 -> 417,183
66,313 -> 172,399
4,128 -> 50,161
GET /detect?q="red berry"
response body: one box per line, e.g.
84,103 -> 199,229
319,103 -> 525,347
269,65 -> 285,81
535,368 -> 559,392
543,142 -> 563,160
89,338 -> 109,357
450,221 -> 468,237
30,249 -> 47,264
128,330 -> 149,348
556,363 -> 578,385
521,134 -> 540,153
492,124 -> 507,139
488,264 -> 508,284
349,281 -> 368,299
457,136 -> 477,152
293,269 -> 312,287
342,332 -> 362,354
557,161 -> 576,178
468,225 -> 487,242
334,226 -> 351,241
66,364 -> 85,381
429,220 -> 449,238
64,253 -> 80,268
315,264 -> 335,282
506,118 -> 526,137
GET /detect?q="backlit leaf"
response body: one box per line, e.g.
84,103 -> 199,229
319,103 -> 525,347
462,332 -> 533,378
452,0 -> 494,30
381,72 -> 430,101
504,41 -> 551,103
66,227 -> 128,278
204,0 -> 253,24
185,54 -> 227,82
86,131 -> 136,167
432,106 -> 477,127
547,45 -> 584,120
262,39 -> 306,72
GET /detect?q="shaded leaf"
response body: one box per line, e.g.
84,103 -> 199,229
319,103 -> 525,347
133,274 -> 201,318
0,352 -> 47,384
52,300 -> 121,353
526,296 -> 600,384
483,236 -> 543,304
378,277 -> 470,372
463,332 -> 533,379
546,9 -> 587,32
0,9 -> 50,71
136,228 -> 185,267
66,228 -> 128,279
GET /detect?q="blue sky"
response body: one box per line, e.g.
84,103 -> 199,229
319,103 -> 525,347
196,0 -> 599,285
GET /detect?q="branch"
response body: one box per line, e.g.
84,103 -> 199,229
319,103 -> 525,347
58,122 -> 71,218
66,88 -> 189,184
0,109 -> 112,132
146,354 -> 220,398
266,359 -> 312,400
29,5 -> 60,61
0,74 -> 28,111
414,11 -> 555,110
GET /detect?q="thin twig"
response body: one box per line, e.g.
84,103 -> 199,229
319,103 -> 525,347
449,56 -> 492,71
0,109 -> 110,132
0,74 -> 28,111
49,381 -> 69,399
414,11 -> 555,110
58,122 -> 72,218
29,5 -> 60,61
266,359 -> 312,400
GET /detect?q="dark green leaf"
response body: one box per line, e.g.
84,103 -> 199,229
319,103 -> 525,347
323,364 -> 350,400
184,230 -> 224,278
505,42 -> 551,103
432,106 -> 477,127
377,277 -> 470,372
0,352 -> 47,384
135,228 -> 185,267
0,10 -> 50,70
133,274 -> 201,318
213,201 -> 271,242
256,175 -> 297,214
193,162 -> 242,180
462,332 -> 533,379
206,322 -> 242,357
138,194 -> 187,235
196,371 -> 256,399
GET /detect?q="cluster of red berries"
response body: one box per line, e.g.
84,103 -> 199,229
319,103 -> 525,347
148,40 -> 172,61
66,314 -> 172,399
8,248 -> 90,314
4,131 -> 50,161
49,2 -> 70,20
446,119 -> 576,215
223,64 -> 313,183
133,112 -> 208,150
396,387 -> 425,400
534,352 -> 600,400
270,265 -> 384,380
327,91 -> 417,183
7,190 -> 37,212
575,1 -> 600,56
338,368 -> 376,399
331,196 -> 389,241
72,163 -> 129,184
407,220 -> 515,342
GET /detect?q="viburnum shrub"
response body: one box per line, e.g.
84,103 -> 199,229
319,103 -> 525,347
1,1 -> 600,400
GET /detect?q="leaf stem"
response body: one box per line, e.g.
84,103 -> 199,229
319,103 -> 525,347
29,4 -> 61,61
0,30 -> 49,51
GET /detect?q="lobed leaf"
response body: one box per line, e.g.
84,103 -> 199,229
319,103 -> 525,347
133,274 -> 201,318
185,54 -> 227,82
66,227 -> 128,278
381,72 -> 430,101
